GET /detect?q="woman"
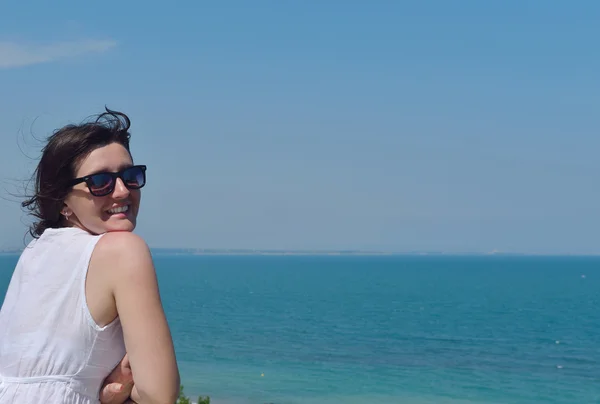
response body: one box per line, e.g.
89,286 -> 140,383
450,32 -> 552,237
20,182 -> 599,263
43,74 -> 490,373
0,109 -> 180,403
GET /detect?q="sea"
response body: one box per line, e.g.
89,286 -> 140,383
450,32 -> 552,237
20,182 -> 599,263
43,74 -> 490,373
1,253 -> 599,403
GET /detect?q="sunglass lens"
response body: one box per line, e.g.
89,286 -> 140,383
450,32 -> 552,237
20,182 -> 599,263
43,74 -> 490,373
88,173 -> 114,195
122,166 -> 145,189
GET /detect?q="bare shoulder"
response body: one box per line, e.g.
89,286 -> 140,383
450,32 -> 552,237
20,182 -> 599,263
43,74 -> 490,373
96,231 -> 150,252
93,231 -> 153,272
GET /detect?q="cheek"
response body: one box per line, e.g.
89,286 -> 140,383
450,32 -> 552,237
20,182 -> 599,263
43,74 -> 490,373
65,192 -> 90,214
93,197 -> 109,211
131,190 -> 142,207
73,195 -> 107,219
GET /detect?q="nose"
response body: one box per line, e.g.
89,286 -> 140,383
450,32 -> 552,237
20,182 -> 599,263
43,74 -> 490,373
112,178 -> 130,199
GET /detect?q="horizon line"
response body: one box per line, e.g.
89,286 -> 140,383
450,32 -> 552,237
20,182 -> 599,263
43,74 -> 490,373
1,247 -> 599,257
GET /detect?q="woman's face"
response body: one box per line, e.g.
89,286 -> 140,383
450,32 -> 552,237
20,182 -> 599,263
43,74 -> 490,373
63,142 -> 142,235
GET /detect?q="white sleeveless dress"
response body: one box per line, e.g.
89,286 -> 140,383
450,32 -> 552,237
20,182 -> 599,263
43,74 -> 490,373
0,227 -> 126,403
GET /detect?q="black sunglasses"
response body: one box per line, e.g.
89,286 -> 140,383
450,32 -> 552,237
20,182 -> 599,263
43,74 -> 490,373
70,165 -> 147,197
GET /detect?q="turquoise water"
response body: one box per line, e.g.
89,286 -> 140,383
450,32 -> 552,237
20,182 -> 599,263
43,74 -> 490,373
1,254 -> 599,403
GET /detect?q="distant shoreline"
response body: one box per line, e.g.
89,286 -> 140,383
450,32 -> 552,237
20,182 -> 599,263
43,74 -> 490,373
2,249 -> 599,257
151,249 -> 600,257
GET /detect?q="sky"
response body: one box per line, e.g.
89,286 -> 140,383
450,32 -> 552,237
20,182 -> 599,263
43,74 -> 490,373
0,1 -> 599,254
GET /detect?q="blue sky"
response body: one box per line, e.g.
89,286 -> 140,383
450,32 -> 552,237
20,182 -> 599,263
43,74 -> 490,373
0,1 -> 599,254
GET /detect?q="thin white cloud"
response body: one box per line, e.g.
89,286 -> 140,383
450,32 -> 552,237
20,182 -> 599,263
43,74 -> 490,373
0,39 -> 116,69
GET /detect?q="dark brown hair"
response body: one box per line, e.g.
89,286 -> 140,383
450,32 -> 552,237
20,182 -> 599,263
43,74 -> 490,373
22,108 -> 132,238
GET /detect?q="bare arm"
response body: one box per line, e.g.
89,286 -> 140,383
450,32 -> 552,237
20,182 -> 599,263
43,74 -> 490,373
98,232 -> 180,404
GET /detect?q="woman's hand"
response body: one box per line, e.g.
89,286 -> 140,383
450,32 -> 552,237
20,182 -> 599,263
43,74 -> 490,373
99,354 -> 135,404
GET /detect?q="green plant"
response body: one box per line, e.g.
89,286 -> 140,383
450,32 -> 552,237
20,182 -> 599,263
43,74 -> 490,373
176,385 -> 191,404
176,384 -> 210,404
197,396 -> 210,404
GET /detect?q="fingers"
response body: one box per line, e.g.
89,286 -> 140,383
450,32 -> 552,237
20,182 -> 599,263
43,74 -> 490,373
99,353 -> 135,403
105,354 -> 133,384
99,382 -> 123,403
99,381 -> 135,404
120,354 -> 132,380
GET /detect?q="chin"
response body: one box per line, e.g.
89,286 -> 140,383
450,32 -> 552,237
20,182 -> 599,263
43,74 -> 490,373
103,218 -> 137,233
76,215 -> 137,235
108,223 -> 136,233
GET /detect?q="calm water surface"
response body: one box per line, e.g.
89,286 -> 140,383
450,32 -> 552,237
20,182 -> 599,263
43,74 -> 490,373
1,254 -> 598,403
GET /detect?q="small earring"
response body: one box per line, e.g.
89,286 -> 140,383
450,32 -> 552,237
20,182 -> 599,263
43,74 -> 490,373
62,211 -> 71,219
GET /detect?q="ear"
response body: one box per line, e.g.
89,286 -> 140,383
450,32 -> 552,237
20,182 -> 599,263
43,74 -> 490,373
61,203 -> 72,218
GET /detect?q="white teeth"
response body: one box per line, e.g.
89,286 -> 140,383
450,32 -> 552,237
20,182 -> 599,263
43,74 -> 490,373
107,205 -> 129,214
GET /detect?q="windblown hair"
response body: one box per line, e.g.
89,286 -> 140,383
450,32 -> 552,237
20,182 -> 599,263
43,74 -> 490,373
22,108 -> 132,238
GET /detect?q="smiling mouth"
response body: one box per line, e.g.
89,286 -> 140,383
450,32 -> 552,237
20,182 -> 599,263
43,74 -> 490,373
107,205 -> 129,215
